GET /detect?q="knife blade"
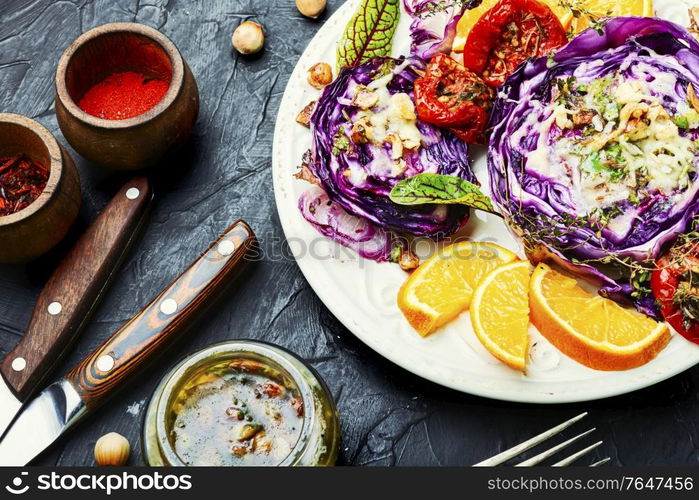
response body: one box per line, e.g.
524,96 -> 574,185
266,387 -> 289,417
0,380 -> 85,466
0,177 -> 152,437
0,220 -> 256,466
0,378 -> 22,437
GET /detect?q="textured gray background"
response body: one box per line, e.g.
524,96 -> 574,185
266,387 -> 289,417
0,0 -> 698,467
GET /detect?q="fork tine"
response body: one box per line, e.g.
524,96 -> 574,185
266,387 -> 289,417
473,412 -> 588,466
552,440 -> 603,466
590,457 -> 611,467
514,428 -> 596,466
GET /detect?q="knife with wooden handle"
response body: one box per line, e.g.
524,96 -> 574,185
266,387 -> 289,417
0,220 -> 256,465
0,177 -> 152,436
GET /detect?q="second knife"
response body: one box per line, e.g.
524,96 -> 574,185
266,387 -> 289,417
0,177 -> 152,436
0,220 -> 256,465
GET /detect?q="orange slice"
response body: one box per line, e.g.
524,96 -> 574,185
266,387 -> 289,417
470,261 -> 532,371
453,0 -> 500,53
529,264 -> 670,371
398,242 -> 517,336
452,0 -> 654,51
560,0 -> 654,34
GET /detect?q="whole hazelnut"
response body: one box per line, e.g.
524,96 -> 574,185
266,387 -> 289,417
307,62 -> 333,89
232,21 -> 265,55
296,0 -> 327,19
94,432 -> 130,466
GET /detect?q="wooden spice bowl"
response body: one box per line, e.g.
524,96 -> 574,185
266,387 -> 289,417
55,23 -> 199,170
0,113 -> 81,263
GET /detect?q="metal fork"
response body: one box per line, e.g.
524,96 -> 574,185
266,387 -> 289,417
474,412 -> 610,467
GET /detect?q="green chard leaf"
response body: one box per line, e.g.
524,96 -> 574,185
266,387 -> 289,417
389,173 -> 499,215
337,0 -> 400,70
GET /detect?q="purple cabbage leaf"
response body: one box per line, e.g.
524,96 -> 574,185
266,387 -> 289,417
488,17 -> 699,316
403,0 -> 481,60
299,56 -> 475,261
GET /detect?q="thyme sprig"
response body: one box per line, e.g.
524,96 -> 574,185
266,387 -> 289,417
505,174 -> 699,302
661,223 -> 699,324
557,0 -> 611,37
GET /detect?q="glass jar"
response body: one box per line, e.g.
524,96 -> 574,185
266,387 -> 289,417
142,340 -> 340,466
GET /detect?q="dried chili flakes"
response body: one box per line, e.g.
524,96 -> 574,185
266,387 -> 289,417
0,155 -> 49,216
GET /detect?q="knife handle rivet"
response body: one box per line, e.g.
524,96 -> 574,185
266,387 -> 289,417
126,187 -> 140,200
160,298 -> 178,316
11,357 -> 26,372
96,354 -> 115,373
217,240 -> 236,256
47,302 -> 62,315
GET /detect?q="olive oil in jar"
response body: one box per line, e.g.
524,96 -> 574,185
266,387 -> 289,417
143,341 -> 340,467
170,360 -> 304,466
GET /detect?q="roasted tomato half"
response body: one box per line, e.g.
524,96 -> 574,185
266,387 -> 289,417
651,244 -> 699,344
414,54 -> 495,144
461,0 -> 568,88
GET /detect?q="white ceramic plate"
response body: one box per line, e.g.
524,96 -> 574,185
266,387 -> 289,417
273,0 -> 699,403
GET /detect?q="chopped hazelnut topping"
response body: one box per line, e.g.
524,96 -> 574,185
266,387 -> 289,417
386,133 -> 404,160
399,250 -> 420,271
351,117 -> 371,144
296,100 -> 317,127
353,88 -> 379,110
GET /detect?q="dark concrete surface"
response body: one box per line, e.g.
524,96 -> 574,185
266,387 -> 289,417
0,0 -> 697,466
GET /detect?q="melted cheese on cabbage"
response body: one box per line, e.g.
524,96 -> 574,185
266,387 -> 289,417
346,82 -> 424,182
529,73 -> 697,217
366,89 -> 423,150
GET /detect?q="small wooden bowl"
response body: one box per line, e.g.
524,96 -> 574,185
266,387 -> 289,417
0,113 -> 81,263
55,23 -> 199,170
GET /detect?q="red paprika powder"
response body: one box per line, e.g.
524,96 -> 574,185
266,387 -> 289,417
78,71 -> 169,120
0,155 -> 49,216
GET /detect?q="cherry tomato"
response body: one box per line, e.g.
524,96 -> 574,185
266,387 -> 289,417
414,54 -> 495,144
461,0 -> 568,88
651,247 -> 699,344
